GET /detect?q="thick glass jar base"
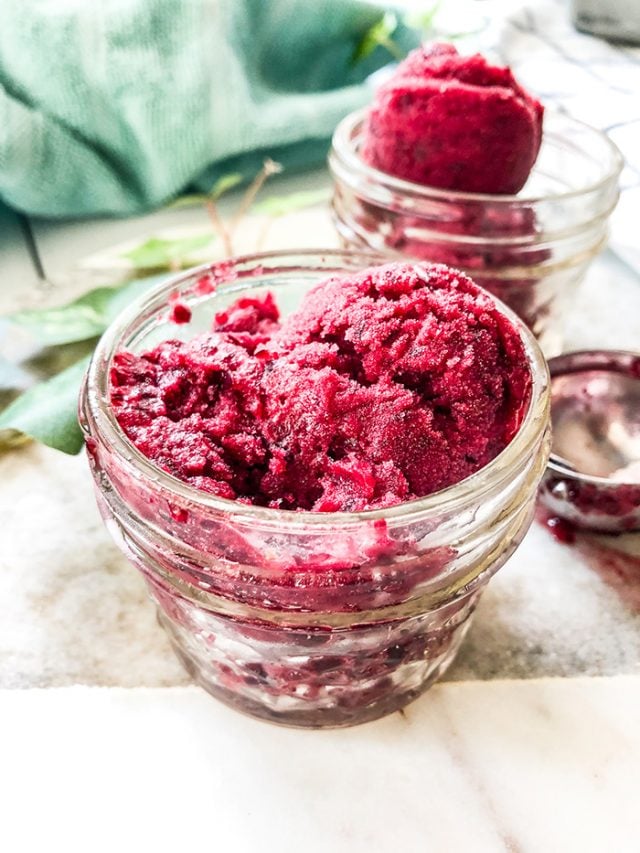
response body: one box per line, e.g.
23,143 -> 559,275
178,653 -> 458,729
158,608 -> 472,729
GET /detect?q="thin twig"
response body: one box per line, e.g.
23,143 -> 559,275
378,35 -> 405,61
206,199 -> 234,258
255,216 -> 277,253
229,158 -> 282,235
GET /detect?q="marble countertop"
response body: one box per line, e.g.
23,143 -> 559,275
2,169 -> 640,851
3,677 -> 640,853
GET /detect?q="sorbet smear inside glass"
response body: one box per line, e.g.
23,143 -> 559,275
81,253 -> 550,727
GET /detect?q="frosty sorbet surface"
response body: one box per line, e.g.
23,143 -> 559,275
110,263 -> 531,512
361,43 -> 543,194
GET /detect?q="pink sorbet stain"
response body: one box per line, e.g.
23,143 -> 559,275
168,299 -> 192,325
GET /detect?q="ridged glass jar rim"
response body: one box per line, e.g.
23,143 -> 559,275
82,249 -> 550,528
329,108 -> 623,214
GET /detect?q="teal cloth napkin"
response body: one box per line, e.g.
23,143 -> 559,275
0,0 -> 415,219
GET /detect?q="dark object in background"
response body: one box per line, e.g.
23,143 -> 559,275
572,0 -> 640,44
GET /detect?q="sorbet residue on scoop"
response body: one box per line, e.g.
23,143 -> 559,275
361,42 -> 543,194
111,262 -> 531,512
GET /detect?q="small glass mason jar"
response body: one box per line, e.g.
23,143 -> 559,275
80,250 -> 551,728
329,110 -> 623,356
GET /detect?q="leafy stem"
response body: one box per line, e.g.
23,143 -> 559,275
205,198 -> 233,257
352,3 -> 442,66
0,169 -> 331,455
167,159 -> 282,258
352,13 -> 402,65
229,158 -> 283,236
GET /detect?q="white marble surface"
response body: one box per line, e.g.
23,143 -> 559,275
2,677 -> 639,853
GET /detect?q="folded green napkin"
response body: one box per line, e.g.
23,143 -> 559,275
0,0 -> 415,219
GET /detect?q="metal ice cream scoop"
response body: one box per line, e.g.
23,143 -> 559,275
539,350 -> 640,533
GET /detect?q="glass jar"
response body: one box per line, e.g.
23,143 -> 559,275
80,250 -> 551,728
329,111 -> 622,356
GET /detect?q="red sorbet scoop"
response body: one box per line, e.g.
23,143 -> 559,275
361,42 -> 544,194
110,263 -> 531,512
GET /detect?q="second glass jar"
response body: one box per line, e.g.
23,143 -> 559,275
330,111 -> 622,356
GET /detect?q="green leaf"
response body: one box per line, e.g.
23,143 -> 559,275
251,189 -> 330,217
24,338 -> 100,380
0,352 -> 30,415
11,288 -> 119,346
167,174 -> 243,209
0,352 -> 29,391
208,173 -> 243,201
352,12 -> 401,65
166,193 -> 211,209
9,275 -> 168,346
0,356 -> 91,454
123,234 -> 214,271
